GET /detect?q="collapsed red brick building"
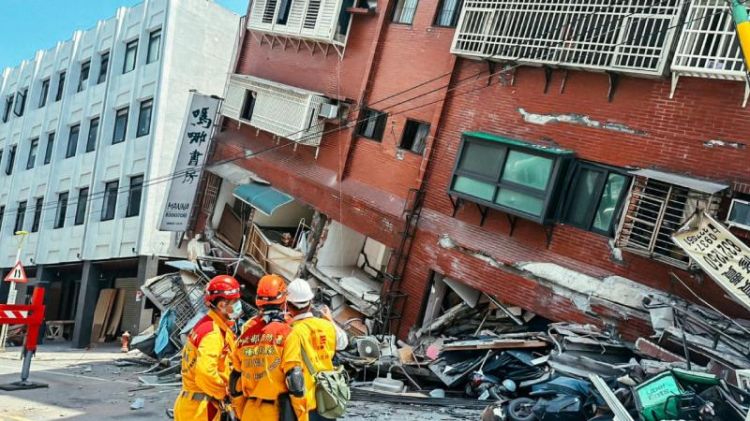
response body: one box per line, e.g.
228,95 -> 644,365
194,0 -> 750,341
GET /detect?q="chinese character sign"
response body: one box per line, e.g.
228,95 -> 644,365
672,212 -> 750,312
159,92 -> 220,232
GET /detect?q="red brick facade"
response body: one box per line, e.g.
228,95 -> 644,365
202,0 -> 750,341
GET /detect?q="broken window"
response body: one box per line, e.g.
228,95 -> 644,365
240,90 -> 256,121
55,72 -> 65,102
39,79 -> 50,108
562,162 -> 630,237
26,138 -> 39,170
449,132 -> 572,223
615,171 -> 726,268
6,145 -> 16,175
201,173 -> 222,214
356,108 -> 387,141
399,119 -> 429,155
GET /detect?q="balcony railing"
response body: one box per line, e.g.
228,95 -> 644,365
222,74 -> 330,148
671,0 -> 749,105
450,0 -> 686,77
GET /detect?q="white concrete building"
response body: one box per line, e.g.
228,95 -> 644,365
0,0 -> 239,346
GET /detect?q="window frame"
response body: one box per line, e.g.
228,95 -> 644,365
356,108 -> 388,141
77,60 -> 91,92
13,88 -> 27,117
113,107 -> 129,144
101,180 -> 119,221
398,119 -> 430,155
55,72 -> 66,102
54,192 -> 68,229
147,29 -> 162,64
136,99 -> 153,137
126,175 -> 144,217
86,117 -> 100,152
433,0 -> 463,28
43,132 -> 54,165
123,40 -> 139,74
39,79 -> 50,108
66,124 -> 80,158
392,0 -> 419,25
2,95 -> 13,122
31,197 -> 43,233
448,133 -> 572,224
26,138 -> 39,170
98,52 -> 109,84
74,187 -> 89,226
560,161 -> 631,237
6,144 -> 16,175
14,201 -> 26,233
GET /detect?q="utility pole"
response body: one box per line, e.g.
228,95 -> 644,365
728,0 -> 750,74
0,230 -> 30,351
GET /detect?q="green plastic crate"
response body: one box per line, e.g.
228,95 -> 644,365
634,371 -> 683,421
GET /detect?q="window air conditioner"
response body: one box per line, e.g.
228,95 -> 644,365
727,199 -> 750,231
319,103 -> 339,119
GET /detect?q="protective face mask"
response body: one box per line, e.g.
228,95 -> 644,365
229,301 -> 243,319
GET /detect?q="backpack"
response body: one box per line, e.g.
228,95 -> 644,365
301,347 -> 350,418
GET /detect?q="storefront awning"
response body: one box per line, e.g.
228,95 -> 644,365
206,162 -> 264,186
233,183 -> 293,216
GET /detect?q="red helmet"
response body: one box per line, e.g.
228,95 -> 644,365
205,275 -> 241,304
255,274 -> 287,308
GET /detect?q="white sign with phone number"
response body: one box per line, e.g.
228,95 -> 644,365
672,212 -> 750,312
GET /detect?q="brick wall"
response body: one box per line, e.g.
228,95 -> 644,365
210,1 -> 750,341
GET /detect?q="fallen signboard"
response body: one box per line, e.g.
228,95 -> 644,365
672,211 -> 750,313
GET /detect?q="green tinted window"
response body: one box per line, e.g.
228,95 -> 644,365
501,150 -> 553,190
495,189 -> 544,216
453,176 -> 496,201
566,168 -> 602,227
457,141 -> 504,178
593,173 -> 628,232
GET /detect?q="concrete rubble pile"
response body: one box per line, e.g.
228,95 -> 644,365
337,293 -> 750,421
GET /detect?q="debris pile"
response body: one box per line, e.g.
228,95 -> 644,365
338,293 -> 750,420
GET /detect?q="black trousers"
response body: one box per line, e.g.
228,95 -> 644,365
310,411 -> 335,421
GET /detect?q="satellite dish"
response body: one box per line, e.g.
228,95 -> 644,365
356,336 -> 381,359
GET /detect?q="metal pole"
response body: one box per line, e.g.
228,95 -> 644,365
0,231 -> 30,351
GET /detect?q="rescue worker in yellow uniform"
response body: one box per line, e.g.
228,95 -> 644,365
284,278 -> 349,421
229,274 -> 294,421
174,275 -> 242,421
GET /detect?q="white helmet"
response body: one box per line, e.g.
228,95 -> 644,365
287,278 -> 314,307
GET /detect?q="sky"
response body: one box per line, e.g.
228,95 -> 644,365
0,0 -> 247,70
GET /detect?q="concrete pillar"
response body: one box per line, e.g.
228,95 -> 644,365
72,261 -> 101,348
135,256 -> 159,333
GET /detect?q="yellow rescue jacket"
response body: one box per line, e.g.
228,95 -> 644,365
179,309 -> 237,400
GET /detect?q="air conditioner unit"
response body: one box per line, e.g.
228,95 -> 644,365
318,103 -> 339,119
727,199 -> 750,231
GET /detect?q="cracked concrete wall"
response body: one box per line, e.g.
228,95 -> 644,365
518,108 -> 647,136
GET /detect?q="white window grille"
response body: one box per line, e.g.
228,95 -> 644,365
615,170 -> 726,269
450,0 -> 686,77
222,74 -> 330,150
247,0 -> 351,52
671,0 -> 749,106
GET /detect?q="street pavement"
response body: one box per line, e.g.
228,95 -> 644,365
0,344 -> 480,421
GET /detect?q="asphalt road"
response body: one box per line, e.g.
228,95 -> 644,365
0,344 -> 481,421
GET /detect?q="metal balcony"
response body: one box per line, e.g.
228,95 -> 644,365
671,0 -> 749,106
222,74 -> 330,153
450,0 -> 686,78
247,0 -> 353,57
